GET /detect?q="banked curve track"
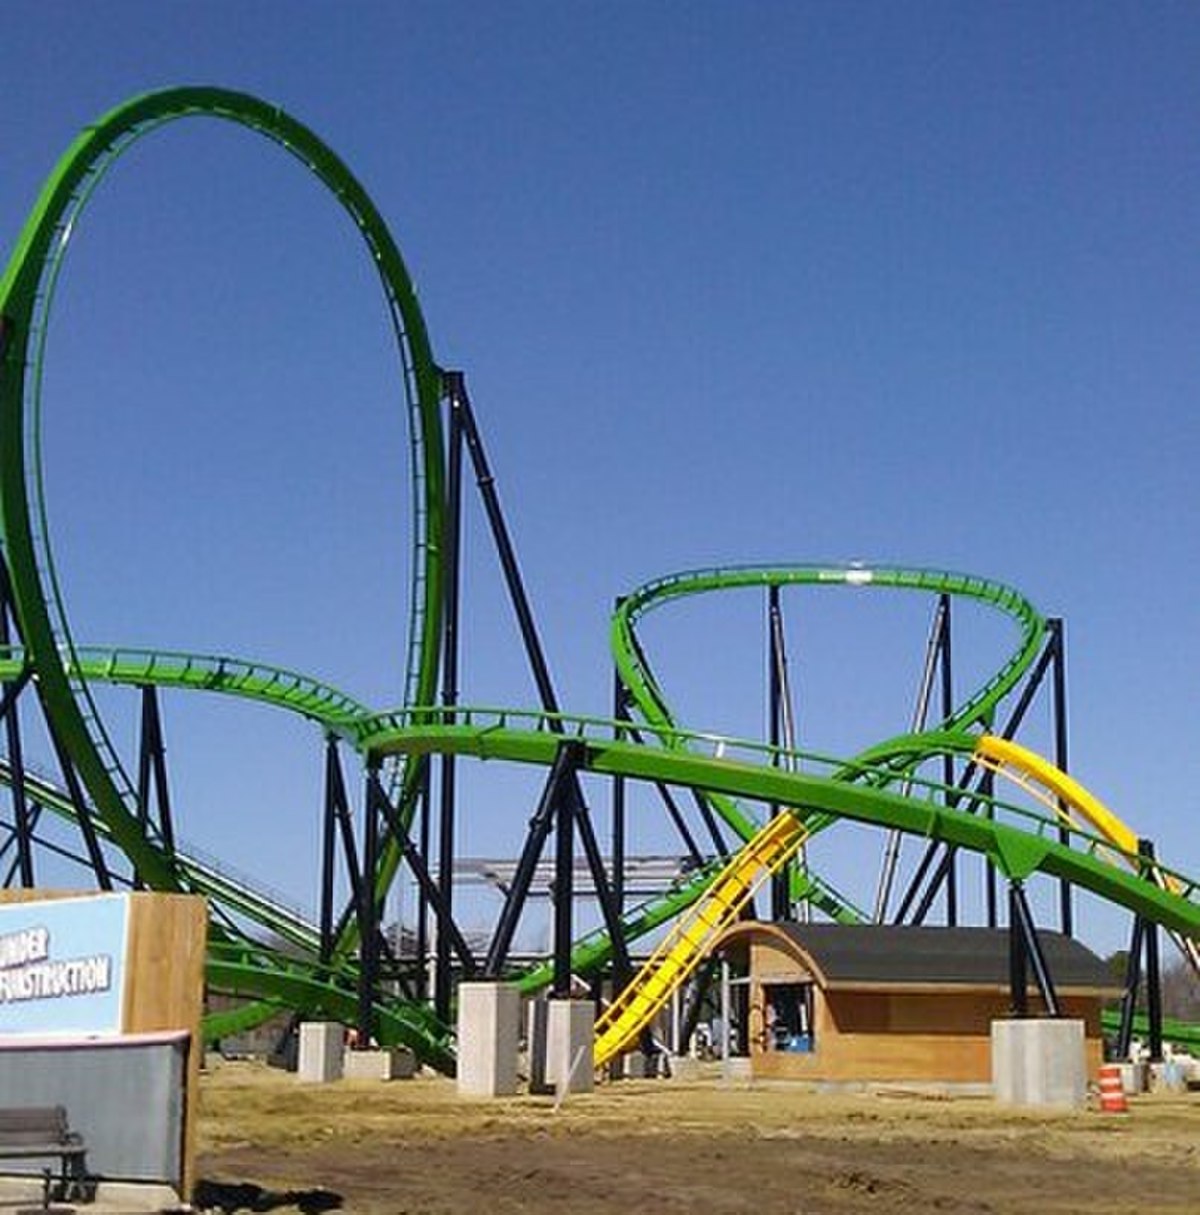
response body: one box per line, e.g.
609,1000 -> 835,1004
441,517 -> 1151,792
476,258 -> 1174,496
1,87 -> 1197,1070
608,564 -> 1047,918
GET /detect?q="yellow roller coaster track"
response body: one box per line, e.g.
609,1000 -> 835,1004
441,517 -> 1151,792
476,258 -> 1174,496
973,734 -> 1200,976
593,809 -> 809,1068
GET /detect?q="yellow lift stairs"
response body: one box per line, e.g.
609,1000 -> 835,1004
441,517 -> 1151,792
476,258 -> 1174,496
593,809 -> 809,1069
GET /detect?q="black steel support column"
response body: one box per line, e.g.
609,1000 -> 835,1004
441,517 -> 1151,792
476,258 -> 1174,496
453,373 -> 561,717
553,753 -> 576,998
2,808 -> 60,889
436,373 -> 467,1024
1116,915 -> 1145,1061
679,961 -> 716,1056
356,761 -> 382,1049
611,654 -> 628,918
1144,920 -> 1164,1062
45,725 -> 112,890
453,375 -> 628,997
1005,894 -> 1025,1015
1139,840 -> 1164,1061
414,762 -> 431,1002
982,769 -> 998,927
569,776 -> 633,984
136,685 -> 176,856
1049,619 -> 1073,936
0,667 -> 32,727
938,596 -> 957,925
652,775 -> 705,863
617,718 -> 707,865
1008,884 -> 1028,1016
319,736 -> 342,965
484,741 -> 584,976
327,749 -> 364,947
1,830 -> 26,887
897,839 -> 947,926
1009,881 -> 1060,1016
767,586 -> 790,922
1113,842 -> 1164,1062
370,769 -> 476,976
1,682 -> 32,887
0,561 -> 33,886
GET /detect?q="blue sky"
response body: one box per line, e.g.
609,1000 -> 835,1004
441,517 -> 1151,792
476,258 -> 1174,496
2,2 -> 1198,955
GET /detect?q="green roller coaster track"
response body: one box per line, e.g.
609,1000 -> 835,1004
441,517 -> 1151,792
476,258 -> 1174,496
0,85 -> 445,896
1,87 -> 1197,1070
608,564 -> 1047,920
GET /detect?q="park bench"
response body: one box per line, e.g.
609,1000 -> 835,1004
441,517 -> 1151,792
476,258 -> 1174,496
0,1106 -> 88,1209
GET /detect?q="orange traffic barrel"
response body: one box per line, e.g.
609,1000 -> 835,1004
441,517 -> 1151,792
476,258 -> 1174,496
1098,1064 -> 1128,1113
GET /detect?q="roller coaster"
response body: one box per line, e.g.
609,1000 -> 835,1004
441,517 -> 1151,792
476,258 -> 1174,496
1,87 -> 1197,1074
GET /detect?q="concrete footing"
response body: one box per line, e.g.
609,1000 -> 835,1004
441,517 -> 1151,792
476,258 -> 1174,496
991,1018 -> 1086,1109
620,1050 -> 652,1079
667,1054 -> 703,1082
525,996 -> 551,1094
297,1021 -> 344,1083
1150,1059 -> 1189,1092
546,998 -> 594,1095
457,981 -> 520,1096
343,1046 -> 416,1081
1119,1060 -> 1149,1094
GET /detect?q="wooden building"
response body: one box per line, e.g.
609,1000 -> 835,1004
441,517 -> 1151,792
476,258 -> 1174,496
712,922 -> 1119,1086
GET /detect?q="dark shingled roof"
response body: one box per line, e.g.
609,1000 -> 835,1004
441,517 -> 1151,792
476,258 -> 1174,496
720,923 -> 1119,993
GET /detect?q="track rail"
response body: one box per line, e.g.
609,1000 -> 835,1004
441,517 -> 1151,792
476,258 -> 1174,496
609,565 -> 1047,917
975,735 -> 1200,976
613,565 -> 1045,746
2,89 -> 1197,1073
364,715 -> 1200,940
0,85 -> 446,894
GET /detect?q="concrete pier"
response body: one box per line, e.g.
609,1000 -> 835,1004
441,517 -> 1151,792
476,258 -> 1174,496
456,981 -> 520,1096
991,1018 -> 1086,1109
297,1021 -> 344,1083
546,998 -> 595,1095
343,1046 -> 416,1080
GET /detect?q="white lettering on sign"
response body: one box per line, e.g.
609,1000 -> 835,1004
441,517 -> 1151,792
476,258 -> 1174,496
0,924 -> 113,1004
0,926 -> 50,968
0,955 -> 112,1002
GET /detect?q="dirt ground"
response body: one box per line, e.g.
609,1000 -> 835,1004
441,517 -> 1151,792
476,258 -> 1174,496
196,1060 -> 1199,1215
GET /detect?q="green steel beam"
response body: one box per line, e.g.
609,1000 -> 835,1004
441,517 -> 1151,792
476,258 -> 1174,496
1100,1009 -> 1200,1053
364,718 -> 1200,941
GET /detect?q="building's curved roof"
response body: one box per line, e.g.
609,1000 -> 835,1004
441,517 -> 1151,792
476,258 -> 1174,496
712,922 -> 1120,995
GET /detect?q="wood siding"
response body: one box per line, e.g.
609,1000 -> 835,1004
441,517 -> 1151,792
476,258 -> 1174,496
747,964 -> 1106,1085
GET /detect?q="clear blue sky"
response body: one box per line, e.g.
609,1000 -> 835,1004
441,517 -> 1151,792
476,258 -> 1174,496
2,2 -> 1198,955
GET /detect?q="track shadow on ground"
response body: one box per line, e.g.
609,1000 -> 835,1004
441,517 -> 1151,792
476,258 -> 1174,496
193,1180 -> 342,1215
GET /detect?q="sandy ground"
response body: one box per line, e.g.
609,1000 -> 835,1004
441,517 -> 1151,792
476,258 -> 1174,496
196,1060 -> 1200,1215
